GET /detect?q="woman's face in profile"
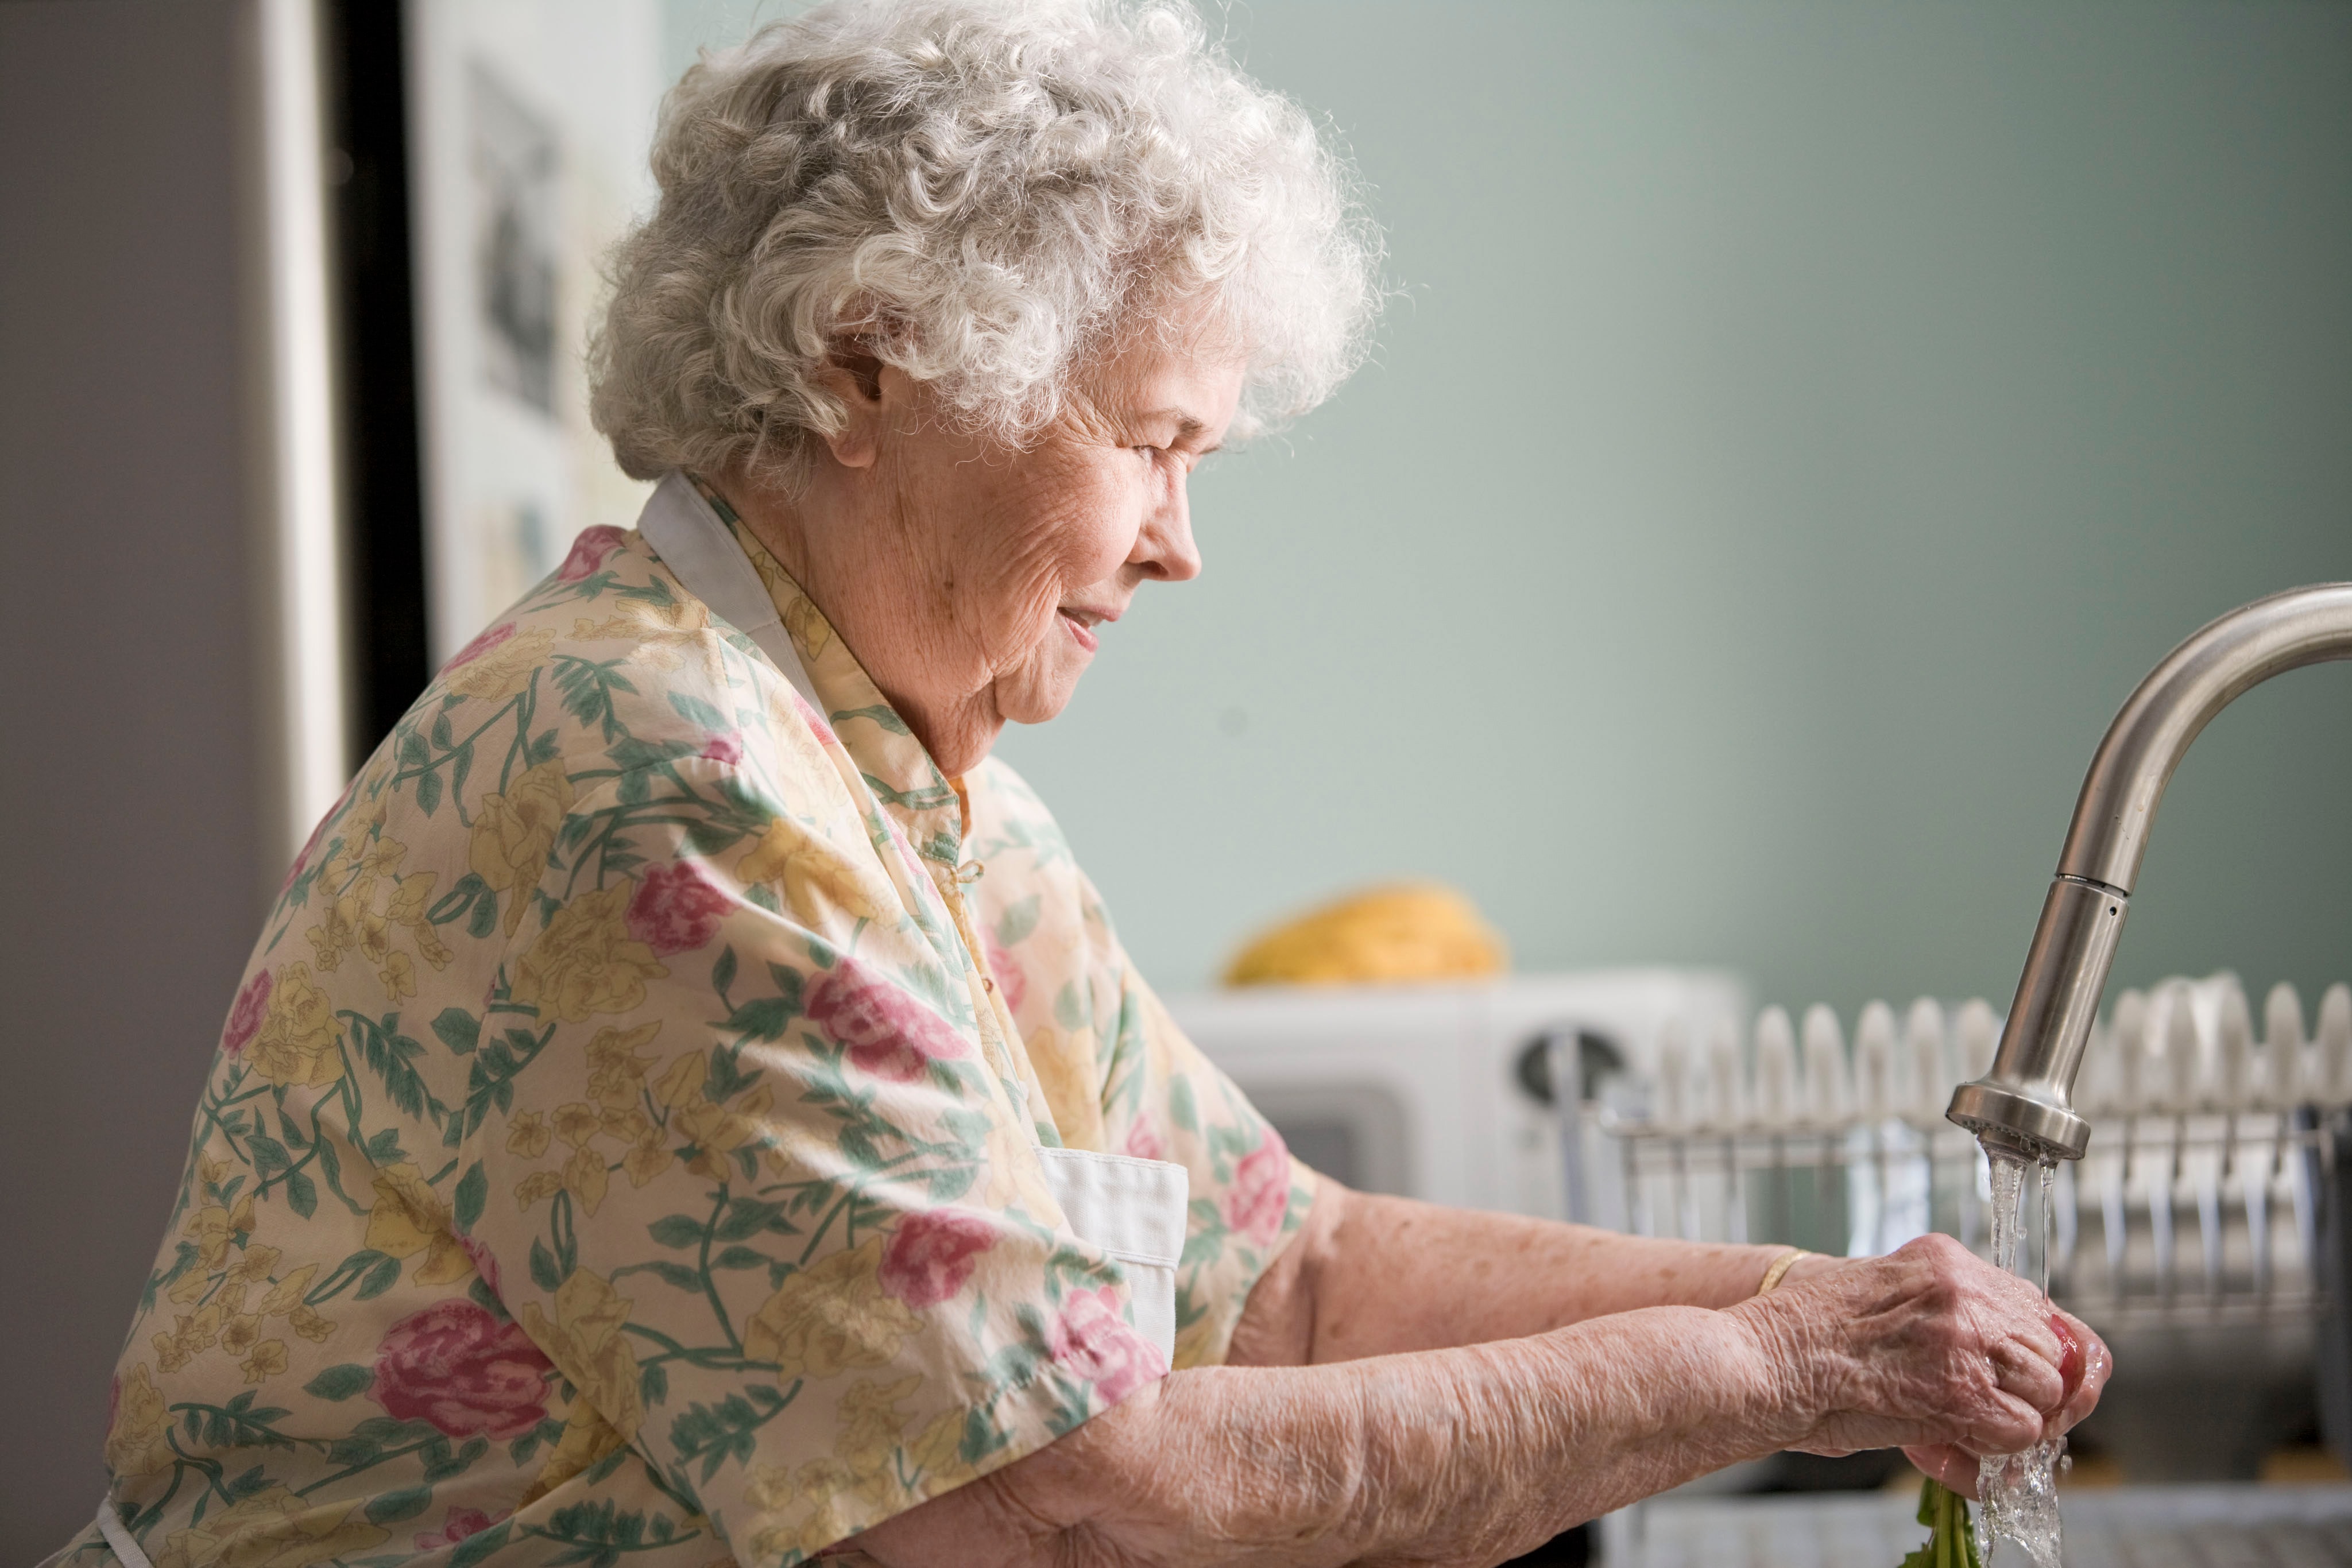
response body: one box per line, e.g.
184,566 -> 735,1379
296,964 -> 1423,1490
802,324 -> 1246,769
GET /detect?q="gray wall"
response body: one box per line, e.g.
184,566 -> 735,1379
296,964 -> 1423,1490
0,0 -> 267,1552
991,1 -> 2352,1016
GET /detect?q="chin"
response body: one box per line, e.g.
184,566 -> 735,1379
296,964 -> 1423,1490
995,666 -> 1084,727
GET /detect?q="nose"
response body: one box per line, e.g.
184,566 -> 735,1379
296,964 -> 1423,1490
1132,466 -> 1202,583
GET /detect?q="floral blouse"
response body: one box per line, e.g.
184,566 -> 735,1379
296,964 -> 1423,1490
55,490 -> 1311,1568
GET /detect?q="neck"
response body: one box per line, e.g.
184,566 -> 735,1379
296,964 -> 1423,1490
710,467 -> 999,777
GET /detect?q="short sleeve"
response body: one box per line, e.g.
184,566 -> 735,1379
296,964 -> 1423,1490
461,757 -> 1170,1565
961,759 -> 1315,1370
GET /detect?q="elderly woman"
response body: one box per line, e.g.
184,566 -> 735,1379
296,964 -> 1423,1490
60,3 -> 2103,1566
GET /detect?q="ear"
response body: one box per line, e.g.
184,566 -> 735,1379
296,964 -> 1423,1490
808,340 -> 889,470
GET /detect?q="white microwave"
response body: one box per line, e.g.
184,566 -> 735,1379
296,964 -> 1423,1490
1170,969 -> 1748,1218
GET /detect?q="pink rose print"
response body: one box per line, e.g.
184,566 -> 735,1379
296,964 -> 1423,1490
456,1232 -> 502,1297
984,937 -> 1028,1014
625,861 -> 732,957
879,1210 -> 996,1308
807,955 -> 970,1082
788,688 -> 837,745
1121,1119 -> 1166,1163
415,1509 -> 502,1552
369,1300 -> 552,1441
442,621 -> 514,673
1050,1284 -> 1166,1404
1223,1128 -> 1291,1246
555,525 -> 626,583
220,970 -> 273,1055
701,733 -> 744,766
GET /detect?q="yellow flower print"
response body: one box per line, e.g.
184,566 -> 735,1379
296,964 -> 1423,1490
676,1082 -> 773,1181
737,815 -> 887,927
357,835 -> 406,880
600,1107 -> 651,1143
741,1236 -> 919,1381
585,1020 -> 662,1110
447,624 -> 556,703
506,1110 -> 551,1158
783,593 -> 833,660
104,1364 -> 174,1478
510,883 -> 667,1021
530,1401 -> 628,1495
152,1303 -> 226,1372
467,757 -> 575,935
563,1142 -> 610,1217
245,963 -> 343,1089
551,1101 -> 603,1148
220,1313 -> 261,1356
355,905 -> 391,965
225,1245 -> 281,1287
150,1485 -> 388,1568
363,1163 -> 470,1284
286,1305 -> 335,1344
832,1376 -> 923,1508
519,1269 -> 643,1438
905,1406 -> 973,1488
256,1264 -> 316,1317
184,1191 -> 257,1269
411,918 -> 454,971
513,1170 -> 564,1209
652,1049 -> 707,1109
241,1339 -> 288,1384
621,1131 -> 672,1188
385,870 -> 435,925
378,950 -> 416,1002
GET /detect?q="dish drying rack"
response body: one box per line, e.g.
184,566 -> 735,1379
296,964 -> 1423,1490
1565,975 -> 2352,1327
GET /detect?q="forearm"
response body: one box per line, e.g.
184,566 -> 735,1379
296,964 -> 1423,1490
1233,1179 -> 1829,1365
856,1302 -> 1798,1568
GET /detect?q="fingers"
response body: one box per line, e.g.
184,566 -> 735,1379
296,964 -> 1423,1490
2047,1310 -> 2111,1438
1901,1444 -> 1982,1499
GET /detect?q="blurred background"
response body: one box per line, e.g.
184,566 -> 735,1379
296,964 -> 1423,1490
2,0 -> 2347,1560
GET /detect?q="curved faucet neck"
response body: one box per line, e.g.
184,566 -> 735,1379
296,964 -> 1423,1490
1949,583 -> 2352,1161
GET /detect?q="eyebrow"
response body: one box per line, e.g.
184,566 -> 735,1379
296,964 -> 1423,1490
1144,408 -> 1219,452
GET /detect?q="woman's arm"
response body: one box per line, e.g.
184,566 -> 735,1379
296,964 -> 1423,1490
852,1233 -> 2100,1567
1230,1177 -> 1843,1366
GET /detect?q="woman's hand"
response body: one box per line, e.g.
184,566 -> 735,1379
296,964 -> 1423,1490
1731,1233 -> 2109,1495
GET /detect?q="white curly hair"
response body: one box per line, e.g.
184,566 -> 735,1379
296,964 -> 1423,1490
589,0 -> 1382,488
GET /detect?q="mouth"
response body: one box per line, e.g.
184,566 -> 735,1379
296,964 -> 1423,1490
1057,605 -> 1115,653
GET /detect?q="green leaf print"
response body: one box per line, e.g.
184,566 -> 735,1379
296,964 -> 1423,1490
454,1160 -> 487,1229
992,893 -> 1041,948
431,1008 -> 481,1054
647,1215 -> 705,1249
303,1364 -> 373,1401
365,1486 -> 432,1526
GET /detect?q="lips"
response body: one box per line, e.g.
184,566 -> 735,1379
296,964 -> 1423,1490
1058,605 -> 1113,653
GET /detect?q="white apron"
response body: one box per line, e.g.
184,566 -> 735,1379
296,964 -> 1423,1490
83,473 -> 1187,1566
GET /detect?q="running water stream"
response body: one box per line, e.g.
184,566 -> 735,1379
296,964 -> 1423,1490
1976,1147 -> 2065,1568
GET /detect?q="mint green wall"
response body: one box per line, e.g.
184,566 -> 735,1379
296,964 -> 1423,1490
670,2 -> 2352,1015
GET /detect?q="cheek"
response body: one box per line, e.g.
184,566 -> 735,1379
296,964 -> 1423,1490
980,466 -> 1137,634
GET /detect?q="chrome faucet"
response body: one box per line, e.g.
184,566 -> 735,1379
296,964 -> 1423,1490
1947,584 -> 2352,1162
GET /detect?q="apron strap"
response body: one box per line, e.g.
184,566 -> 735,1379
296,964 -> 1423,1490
95,1501 -> 152,1568
636,470 -> 826,716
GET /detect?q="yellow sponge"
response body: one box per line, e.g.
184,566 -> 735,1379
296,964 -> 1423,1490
1222,883 -> 1509,988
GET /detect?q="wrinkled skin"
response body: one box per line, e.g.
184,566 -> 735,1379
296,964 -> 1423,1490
850,1190 -> 2106,1567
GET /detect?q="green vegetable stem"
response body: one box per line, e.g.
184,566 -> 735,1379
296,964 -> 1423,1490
1900,1476 -> 1983,1568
